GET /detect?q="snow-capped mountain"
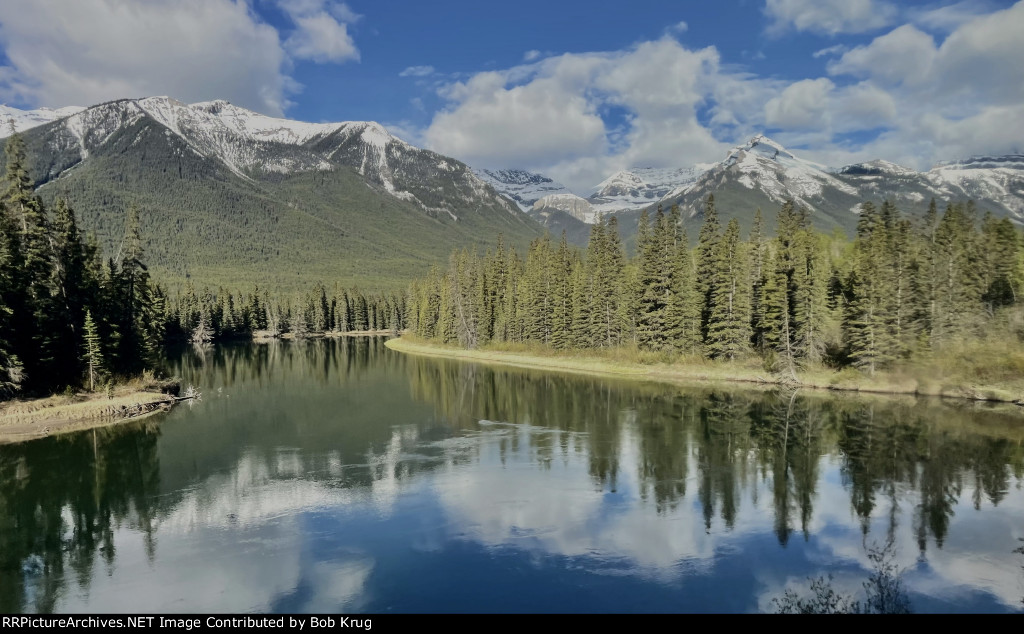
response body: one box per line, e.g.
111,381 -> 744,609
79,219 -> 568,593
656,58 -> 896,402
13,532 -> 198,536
654,136 -> 1024,231
924,155 -> 1024,219
590,166 -> 710,217
658,135 -> 863,227
3,97 -> 518,221
0,97 -> 538,287
472,168 -> 572,212
532,193 -> 595,223
1,104 -> 85,135
483,135 -> 1024,234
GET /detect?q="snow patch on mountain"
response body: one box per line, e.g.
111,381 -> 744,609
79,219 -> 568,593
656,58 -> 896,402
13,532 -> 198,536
473,168 -> 572,211
590,166 -> 708,216
926,156 -> 1024,219
0,104 -> 85,136
7,96 -> 516,220
532,193 -> 595,223
721,135 -> 860,203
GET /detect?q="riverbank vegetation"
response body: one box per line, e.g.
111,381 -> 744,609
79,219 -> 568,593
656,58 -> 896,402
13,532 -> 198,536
404,195 -> 1024,397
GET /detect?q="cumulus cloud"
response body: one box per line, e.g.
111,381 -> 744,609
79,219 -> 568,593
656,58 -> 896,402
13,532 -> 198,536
828,25 -> 937,86
910,0 -> 999,32
418,1 -> 1024,190
0,0 -> 293,114
670,21 -> 689,33
934,1 -> 1024,105
425,65 -> 609,174
523,50 -> 542,62
0,0 -> 362,116
765,78 -> 834,130
277,0 -> 360,63
764,0 -> 898,36
424,38 -> 728,191
399,65 -> 435,77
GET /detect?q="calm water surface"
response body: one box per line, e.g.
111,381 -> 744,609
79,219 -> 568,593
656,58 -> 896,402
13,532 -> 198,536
2,338 -> 1023,613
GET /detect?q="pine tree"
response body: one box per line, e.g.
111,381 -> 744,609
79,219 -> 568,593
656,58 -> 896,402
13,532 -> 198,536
844,202 -> 899,372
749,208 -> 768,351
666,224 -> 701,354
4,133 -> 54,386
696,194 -> 721,344
550,232 -> 574,349
636,206 -> 672,349
706,219 -> 752,359
288,298 -> 309,339
761,252 -> 797,378
82,309 -> 104,391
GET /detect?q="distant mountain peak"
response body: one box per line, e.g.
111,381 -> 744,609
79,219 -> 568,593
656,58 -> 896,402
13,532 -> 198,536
472,168 -> 572,212
1,103 -> 86,136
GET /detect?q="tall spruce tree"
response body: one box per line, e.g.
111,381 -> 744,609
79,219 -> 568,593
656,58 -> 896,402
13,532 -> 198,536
696,194 -> 721,344
82,309 -> 104,392
706,219 -> 752,359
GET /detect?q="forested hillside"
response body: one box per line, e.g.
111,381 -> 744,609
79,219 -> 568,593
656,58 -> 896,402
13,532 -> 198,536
2,98 -> 542,292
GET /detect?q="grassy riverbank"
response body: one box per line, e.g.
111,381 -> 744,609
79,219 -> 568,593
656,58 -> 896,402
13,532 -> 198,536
385,336 -> 1024,405
0,378 -> 182,444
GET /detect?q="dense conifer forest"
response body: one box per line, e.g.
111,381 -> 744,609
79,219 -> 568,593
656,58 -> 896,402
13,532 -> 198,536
406,194 -> 1024,377
0,134 -> 405,400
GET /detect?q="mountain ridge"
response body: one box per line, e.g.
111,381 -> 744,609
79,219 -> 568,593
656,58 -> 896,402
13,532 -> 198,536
1,98 -> 539,290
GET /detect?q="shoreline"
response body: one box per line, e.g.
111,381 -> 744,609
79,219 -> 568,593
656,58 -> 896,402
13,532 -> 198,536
252,329 -> 396,341
384,337 -> 1024,406
0,384 -> 185,445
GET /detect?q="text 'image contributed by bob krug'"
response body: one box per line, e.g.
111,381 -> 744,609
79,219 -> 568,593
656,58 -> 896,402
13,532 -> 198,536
2,617 -> 373,631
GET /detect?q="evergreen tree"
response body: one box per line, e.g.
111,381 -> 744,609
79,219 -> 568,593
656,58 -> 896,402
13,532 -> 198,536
749,208 -> 768,352
706,219 -> 752,359
550,232 -> 574,349
667,224 -> 701,354
82,309 -> 104,392
696,194 -> 721,344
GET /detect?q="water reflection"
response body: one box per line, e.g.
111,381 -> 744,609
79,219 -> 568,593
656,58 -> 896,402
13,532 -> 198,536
1,339 -> 1022,613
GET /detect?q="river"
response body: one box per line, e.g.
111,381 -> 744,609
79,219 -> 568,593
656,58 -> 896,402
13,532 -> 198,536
1,338 -> 1022,613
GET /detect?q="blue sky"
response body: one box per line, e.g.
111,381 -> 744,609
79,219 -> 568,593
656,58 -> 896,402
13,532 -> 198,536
0,0 -> 1021,191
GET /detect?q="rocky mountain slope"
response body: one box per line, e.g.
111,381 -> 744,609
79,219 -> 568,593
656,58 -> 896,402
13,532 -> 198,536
471,168 -> 572,212
1,98 -> 538,289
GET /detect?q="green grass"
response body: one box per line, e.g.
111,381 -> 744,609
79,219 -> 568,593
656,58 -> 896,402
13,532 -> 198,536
386,336 -> 1024,404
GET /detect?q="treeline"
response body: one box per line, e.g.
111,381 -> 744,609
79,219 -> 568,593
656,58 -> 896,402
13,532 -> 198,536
0,134 -> 405,399
406,194 -> 1024,374
0,135 -> 165,397
164,282 -> 405,344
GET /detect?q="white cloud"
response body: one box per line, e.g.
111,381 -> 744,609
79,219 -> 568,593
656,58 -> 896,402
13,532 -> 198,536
832,82 -> 897,131
0,0 -> 363,116
0,0 -> 293,115
764,0 -> 898,36
670,21 -> 689,33
277,0 -> 360,64
424,64 -> 609,176
424,38 -> 728,191
399,65 -> 435,77
523,50 -> 542,62
828,25 -> 936,86
933,1 -> 1024,105
910,0 -> 999,32
419,1 -> 1023,190
812,44 -> 847,58
765,78 -> 834,130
